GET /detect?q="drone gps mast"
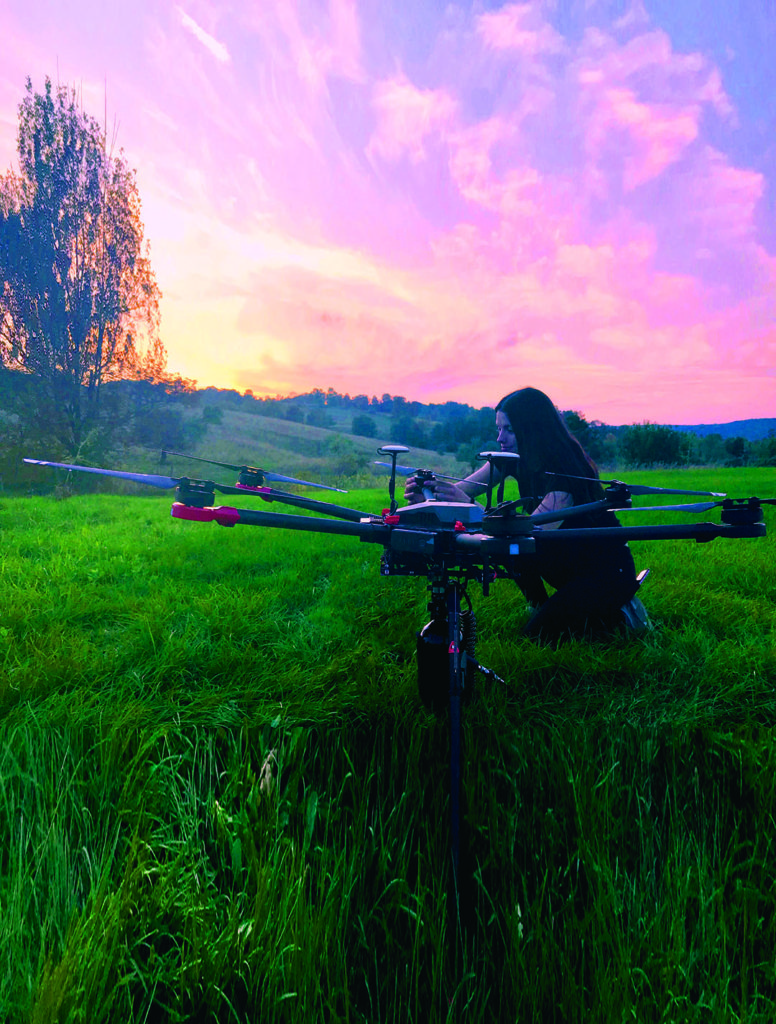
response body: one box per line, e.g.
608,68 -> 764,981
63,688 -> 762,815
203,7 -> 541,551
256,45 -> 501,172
376,444 -> 410,513
477,450 -> 520,510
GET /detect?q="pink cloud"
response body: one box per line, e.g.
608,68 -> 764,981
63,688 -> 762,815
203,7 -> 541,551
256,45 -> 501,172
368,75 -> 458,163
448,117 -> 544,216
584,86 -> 699,189
688,147 -> 765,245
176,6 -> 230,64
242,0 -> 364,98
477,2 -> 566,57
569,27 -> 736,195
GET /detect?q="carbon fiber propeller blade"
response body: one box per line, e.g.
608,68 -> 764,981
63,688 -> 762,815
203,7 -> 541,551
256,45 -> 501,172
161,450 -> 346,492
618,501 -> 721,513
622,497 -> 776,513
24,459 -> 184,489
545,471 -> 725,497
373,461 -> 460,482
262,471 -> 347,492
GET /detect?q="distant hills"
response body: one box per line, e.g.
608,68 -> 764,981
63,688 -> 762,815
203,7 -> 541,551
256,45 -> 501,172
665,419 -> 776,441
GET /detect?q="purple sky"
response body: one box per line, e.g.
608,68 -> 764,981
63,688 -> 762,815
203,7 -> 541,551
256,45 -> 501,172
1,1 -> 774,423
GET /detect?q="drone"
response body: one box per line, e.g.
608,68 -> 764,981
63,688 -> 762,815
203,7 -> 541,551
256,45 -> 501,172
23,443 -> 771,885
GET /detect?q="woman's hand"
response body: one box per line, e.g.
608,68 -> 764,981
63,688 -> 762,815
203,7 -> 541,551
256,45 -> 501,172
403,475 -> 425,504
429,480 -> 473,502
404,476 -> 473,504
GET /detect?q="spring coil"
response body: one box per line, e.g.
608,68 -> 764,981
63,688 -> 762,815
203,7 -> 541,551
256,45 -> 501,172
460,609 -> 477,659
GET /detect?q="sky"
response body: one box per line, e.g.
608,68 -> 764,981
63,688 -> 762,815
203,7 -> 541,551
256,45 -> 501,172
1,0 -> 775,425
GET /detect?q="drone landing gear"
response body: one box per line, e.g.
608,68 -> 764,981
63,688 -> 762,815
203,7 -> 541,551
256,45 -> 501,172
416,573 -> 505,931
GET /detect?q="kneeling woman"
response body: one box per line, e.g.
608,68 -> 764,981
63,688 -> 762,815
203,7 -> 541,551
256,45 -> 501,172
405,387 -> 643,643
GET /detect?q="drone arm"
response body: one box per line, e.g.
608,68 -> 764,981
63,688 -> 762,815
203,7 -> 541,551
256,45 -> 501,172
530,498 -> 615,526
227,485 -> 366,522
454,519 -> 766,562
171,502 -> 391,541
534,521 -> 766,544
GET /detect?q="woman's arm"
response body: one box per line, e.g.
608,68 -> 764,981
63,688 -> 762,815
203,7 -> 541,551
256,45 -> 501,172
532,490 -> 574,529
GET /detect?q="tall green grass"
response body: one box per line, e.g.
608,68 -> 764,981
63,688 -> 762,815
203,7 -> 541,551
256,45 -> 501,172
1,468 -> 775,1021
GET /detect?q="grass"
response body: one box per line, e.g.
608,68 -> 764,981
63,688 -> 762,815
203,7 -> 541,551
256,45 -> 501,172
1,468 -> 775,1021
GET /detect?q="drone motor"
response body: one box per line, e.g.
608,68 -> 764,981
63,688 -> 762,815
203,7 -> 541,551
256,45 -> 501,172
175,479 -> 217,508
720,498 -> 767,526
237,467 -> 266,487
415,469 -> 437,501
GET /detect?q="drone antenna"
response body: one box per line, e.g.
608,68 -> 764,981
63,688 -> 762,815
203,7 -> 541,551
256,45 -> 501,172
478,451 -> 520,511
377,445 -> 410,513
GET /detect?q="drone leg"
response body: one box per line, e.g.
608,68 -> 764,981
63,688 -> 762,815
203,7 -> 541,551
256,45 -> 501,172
447,584 -> 463,884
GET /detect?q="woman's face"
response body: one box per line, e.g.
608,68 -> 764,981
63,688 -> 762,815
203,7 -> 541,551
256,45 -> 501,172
495,410 -> 517,453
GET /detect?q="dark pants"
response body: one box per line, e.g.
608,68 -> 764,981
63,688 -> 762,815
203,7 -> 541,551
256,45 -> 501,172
523,568 -> 639,643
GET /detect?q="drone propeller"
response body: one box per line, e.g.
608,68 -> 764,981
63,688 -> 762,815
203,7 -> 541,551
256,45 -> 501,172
160,450 -> 347,492
618,501 -> 722,514
621,496 -> 776,514
373,461 -> 460,483
545,471 -> 726,498
24,459 -> 192,490
530,493 -> 775,529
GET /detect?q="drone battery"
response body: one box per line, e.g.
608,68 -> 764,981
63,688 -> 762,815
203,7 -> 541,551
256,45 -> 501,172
395,501 -> 484,528
417,614 -> 477,715
417,619 -> 449,715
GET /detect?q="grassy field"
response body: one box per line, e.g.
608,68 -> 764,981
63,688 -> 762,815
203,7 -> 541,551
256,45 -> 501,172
1,467 -> 775,1022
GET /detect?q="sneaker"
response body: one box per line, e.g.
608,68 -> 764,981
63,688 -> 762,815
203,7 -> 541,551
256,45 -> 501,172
620,595 -> 652,633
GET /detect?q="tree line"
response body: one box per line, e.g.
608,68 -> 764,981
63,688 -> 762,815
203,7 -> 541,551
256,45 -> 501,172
161,383 -> 776,470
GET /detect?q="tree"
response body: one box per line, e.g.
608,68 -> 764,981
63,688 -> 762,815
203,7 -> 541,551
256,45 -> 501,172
0,77 -> 164,457
620,422 -> 691,467
698,433 -> 727,466
306,407 -> 334,429
724,436 -> 748,467
562,410 -> 609,462
390,415 -> 427,448
284,403 -> 305,422
352,413 -> 377,437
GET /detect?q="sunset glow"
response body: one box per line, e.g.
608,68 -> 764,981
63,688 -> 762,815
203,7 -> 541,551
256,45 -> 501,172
1,1 -> 774,423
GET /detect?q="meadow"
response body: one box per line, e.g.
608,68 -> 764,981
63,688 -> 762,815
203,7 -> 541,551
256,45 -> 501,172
1,467 -> 775,1022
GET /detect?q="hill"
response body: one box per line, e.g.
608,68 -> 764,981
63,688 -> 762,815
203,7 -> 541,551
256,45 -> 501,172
142,407 -> 474,488
666,418 -> 776,441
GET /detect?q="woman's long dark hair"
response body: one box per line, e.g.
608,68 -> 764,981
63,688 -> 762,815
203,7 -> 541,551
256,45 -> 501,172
496,388 -> 604,511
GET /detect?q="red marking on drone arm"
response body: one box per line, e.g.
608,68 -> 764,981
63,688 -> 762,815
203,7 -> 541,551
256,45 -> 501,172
171,503 -> 240,526
236,483 -> 274,501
